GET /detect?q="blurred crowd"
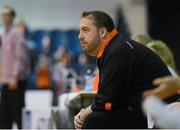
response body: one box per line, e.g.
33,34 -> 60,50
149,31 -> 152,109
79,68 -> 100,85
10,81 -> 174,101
0,6 -> 99,129
0,7 -> 98,98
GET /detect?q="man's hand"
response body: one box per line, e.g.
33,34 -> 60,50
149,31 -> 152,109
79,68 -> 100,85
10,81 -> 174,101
143,76 -> 180,99
74,108 -> 85,129
9,78 -> 18,91
74,105 -> 93,129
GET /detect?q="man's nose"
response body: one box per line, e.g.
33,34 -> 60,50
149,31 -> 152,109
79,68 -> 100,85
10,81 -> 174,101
78,31 -> 83,40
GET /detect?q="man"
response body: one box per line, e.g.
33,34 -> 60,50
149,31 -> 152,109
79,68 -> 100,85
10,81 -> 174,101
0,6 -> 27,128
74,11 -> 172,129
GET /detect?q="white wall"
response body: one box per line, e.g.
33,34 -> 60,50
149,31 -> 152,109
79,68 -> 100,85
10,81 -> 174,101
0,0 -> 147,35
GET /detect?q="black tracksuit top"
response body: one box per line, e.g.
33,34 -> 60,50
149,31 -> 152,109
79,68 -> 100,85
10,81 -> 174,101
91,32 -> 171,111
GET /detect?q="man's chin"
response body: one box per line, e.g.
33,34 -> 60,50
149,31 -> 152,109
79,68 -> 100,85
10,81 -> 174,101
82,48 -> 88,54
82,48 -> 90,56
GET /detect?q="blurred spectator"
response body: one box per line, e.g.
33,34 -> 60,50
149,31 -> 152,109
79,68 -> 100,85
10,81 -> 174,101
35,35 -> 53,89
81,67 -> 99,92
146,40 -> 177,76
0,6 -> 27,129
15,15 -> 28,38
15,16 -> 30,78
15,15 -> 37,73
116,6 -> 131,37
53,51 -> 78,94
41,35 -> 53,58
76,53 -> 95,76
145,40 -> 178,128
83,69 -> 93,91
132,34 -> 153,45
36,55 -> 52,89
92,67 -> 99,92
53,45 -> 66,63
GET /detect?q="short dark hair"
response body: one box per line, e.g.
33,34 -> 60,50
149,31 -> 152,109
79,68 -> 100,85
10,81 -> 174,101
81,11 -> 114,32
4,6 -> 16,17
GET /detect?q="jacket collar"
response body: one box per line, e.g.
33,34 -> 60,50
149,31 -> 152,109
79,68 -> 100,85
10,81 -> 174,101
97,29 -> 118,58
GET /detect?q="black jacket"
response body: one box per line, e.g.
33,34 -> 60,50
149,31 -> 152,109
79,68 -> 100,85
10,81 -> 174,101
92,33 -> 171,111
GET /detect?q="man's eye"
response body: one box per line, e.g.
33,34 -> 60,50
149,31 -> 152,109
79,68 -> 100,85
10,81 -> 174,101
83,29 -> 89,32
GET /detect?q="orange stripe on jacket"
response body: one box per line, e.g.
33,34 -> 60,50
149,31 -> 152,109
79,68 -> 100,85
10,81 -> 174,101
97,29 -> 118,58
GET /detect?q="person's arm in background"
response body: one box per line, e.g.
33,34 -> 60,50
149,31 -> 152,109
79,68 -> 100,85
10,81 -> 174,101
143,76 -> 180,99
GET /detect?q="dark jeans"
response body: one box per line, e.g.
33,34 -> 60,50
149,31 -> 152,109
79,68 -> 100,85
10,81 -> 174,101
0,80 -> 26,129
82,108 -> 147,129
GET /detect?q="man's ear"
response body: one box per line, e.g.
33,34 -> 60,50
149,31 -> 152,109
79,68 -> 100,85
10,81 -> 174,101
99,27 -> 108,39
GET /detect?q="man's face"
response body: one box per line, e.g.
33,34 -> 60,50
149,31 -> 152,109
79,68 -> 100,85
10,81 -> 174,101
1,8 -> 14,26
78,17 -> 101,56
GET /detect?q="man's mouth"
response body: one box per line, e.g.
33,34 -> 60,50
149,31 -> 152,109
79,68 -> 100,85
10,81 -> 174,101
80,41 -> 88,46
80,41 -> 86,45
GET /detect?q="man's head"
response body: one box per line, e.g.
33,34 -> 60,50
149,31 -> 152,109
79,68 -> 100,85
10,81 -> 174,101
78,11 -> 114,56
1,6 -> 16,27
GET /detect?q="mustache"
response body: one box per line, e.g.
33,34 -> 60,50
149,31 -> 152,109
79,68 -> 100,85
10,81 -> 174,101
80,40 -> 88,45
